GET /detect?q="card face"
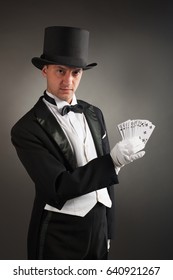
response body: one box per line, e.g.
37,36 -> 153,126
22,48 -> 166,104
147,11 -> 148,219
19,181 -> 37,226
117,119 -> 131,139
117,119 -> 155,144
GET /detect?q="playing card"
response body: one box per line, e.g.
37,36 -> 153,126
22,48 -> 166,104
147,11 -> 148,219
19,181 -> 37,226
117,119 -> 155,145
117,119 -> 131,139
139,120 -> 155,144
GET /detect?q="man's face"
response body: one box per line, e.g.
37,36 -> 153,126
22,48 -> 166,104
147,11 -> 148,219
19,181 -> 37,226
42,65 -> 83,104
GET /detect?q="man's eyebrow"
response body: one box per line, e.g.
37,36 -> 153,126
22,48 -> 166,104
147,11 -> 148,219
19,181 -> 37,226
73,68 -> 82,71
55,65 -> 68,69
55,65 -> 82,71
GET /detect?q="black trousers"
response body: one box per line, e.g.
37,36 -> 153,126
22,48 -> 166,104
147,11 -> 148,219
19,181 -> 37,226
38,203 -> 108,260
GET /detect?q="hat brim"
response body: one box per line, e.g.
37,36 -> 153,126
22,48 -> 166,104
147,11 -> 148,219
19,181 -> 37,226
31,57 -> 97,70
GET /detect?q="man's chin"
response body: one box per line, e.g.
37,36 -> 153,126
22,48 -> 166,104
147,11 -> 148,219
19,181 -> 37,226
59,92 -> 74,103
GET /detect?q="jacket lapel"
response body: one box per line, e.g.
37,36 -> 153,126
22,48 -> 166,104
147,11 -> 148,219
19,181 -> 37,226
78,100 -> 103,157
34,97 -> 103,168
34,97 -> 77,169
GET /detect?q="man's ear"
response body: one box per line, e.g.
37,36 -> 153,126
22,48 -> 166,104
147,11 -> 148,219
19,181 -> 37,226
42,65 -> 47,77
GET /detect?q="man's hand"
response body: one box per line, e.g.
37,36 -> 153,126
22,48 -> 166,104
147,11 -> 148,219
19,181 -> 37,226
110,136 -> 145,167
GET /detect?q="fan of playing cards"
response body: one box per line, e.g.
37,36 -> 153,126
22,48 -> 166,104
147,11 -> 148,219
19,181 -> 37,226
117,119 -> 155,144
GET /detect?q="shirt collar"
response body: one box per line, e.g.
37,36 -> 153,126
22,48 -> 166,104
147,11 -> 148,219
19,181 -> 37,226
46,90 -> 78,114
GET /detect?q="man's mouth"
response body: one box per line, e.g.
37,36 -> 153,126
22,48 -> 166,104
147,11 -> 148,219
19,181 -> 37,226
60,88 -> 72,91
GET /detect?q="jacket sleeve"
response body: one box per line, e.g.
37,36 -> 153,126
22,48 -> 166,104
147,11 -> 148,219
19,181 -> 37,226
11,121 -> 118,211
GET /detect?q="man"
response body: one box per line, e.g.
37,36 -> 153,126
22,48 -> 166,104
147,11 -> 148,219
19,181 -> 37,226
11,26 -> 145,260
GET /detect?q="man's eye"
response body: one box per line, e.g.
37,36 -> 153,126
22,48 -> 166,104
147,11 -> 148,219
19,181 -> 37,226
57,69 -> 64,74
73,70 -> 81,76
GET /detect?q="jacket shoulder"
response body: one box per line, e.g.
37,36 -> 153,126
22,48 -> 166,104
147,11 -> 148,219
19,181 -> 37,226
77,99 -> 103,116
11,98 -> 43,135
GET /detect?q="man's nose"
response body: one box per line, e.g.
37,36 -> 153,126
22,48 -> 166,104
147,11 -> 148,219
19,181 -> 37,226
62,73 -> 73,85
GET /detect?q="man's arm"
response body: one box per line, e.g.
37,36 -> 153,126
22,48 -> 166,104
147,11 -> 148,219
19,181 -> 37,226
11,124 -> 118,210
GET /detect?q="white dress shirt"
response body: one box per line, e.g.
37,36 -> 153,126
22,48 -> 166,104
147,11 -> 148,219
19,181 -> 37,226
43,91 -> 112,217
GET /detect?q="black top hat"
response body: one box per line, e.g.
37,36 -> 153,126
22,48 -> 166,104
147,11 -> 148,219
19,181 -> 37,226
31,26 -> 97,70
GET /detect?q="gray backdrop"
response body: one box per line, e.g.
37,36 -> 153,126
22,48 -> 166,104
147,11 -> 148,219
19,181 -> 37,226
1,0 -> 173,259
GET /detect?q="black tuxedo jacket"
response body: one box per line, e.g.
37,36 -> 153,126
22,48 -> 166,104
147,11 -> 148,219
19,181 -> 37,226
11,95 -> 119,259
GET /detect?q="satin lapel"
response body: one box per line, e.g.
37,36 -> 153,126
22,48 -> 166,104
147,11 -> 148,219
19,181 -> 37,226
34,98 -> 77,169
79,101 -> 103,157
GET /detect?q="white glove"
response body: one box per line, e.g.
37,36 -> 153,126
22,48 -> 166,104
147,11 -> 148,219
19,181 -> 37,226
110,136 -> 145,167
